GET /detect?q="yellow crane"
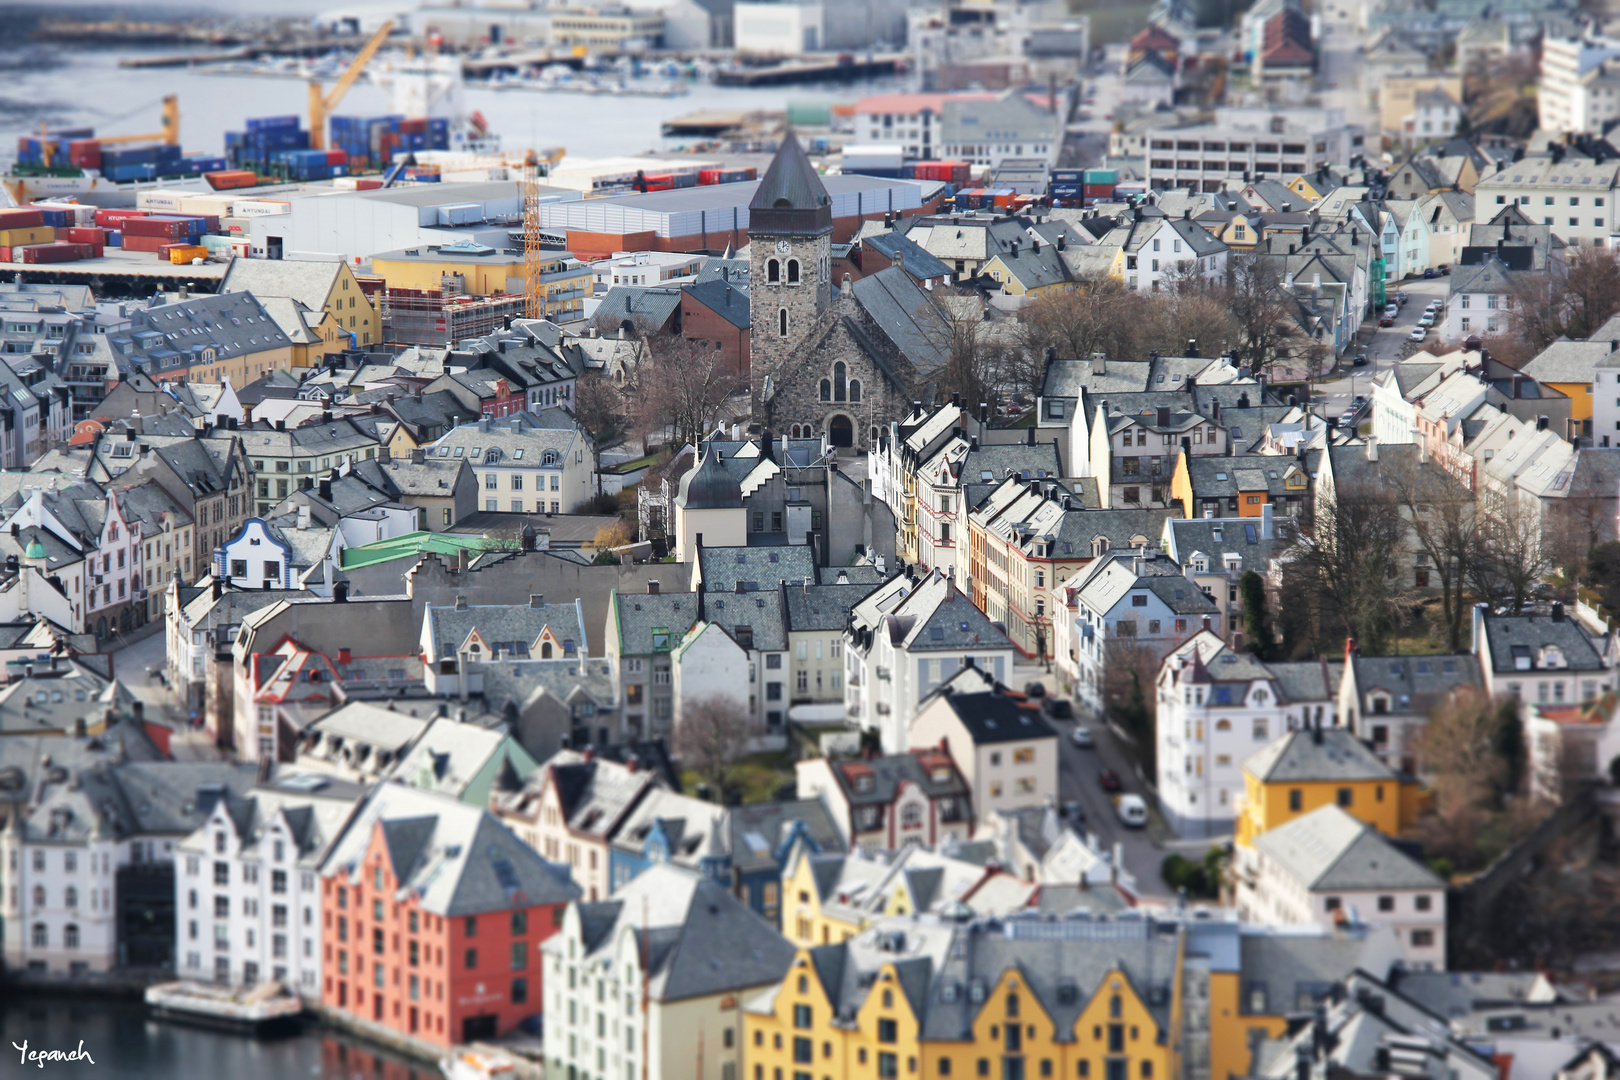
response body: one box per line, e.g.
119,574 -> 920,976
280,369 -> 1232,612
307,20 -> 395,150
40,95 -> 178,169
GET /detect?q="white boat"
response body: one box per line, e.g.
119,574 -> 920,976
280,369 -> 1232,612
144,979 -> 305,1032
440,1049 -> 518,1080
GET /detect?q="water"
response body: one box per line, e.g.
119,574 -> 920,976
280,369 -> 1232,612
0,7 -> 904,166
0,995 -> 438,1080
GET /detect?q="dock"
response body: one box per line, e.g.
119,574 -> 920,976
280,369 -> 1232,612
119,48 -> 254,69
0,249 -> 228,298
713,55 -> 902,86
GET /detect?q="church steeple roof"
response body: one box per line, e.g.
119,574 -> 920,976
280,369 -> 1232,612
748,132 -> 833,237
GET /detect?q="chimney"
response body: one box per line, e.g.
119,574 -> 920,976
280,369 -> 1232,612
211,578 -> 223,600
648,580 -> 661,595
318,479 -> 332,501
454,594 -> 468,611
1365,436 -> 1378,462
332,581 -> 349,602
1553,601 -> 1566,622
529,593 -> 545,608
1026,426 -> 1036,446
1537,415 -> 1549,431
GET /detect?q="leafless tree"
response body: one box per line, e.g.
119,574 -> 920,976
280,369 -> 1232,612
571,372 -> 632,496
917,295 -> 1028,406
674,693 -> 757,792
1509,247 -> 1620,351
1225,250 -> 1307,379
625,333 -> 745,452
1143,271 -> 1243,360
1386,455 -> 1478,652
1292,481 -> 1415,654
1471,493 -> 1552,613
1016,278 -> 1153,365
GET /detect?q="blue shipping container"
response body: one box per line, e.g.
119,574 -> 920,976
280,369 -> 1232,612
106,230 -> 121,247
246,116 -> 300,133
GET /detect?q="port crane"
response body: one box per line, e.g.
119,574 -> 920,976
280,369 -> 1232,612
307,20 -> 395,150
39,94 -> 179,169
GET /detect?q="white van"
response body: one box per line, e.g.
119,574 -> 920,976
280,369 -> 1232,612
1115,794 -> 1148,828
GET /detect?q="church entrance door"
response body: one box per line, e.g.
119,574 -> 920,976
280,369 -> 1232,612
828,415 -> 853,447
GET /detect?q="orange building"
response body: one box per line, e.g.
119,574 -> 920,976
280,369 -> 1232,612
319,785 -> 579,1047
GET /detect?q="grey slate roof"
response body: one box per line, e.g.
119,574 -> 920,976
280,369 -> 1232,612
322,782 -> 579,915
1479,611 -> 1608,674
613,591 -> 701,655
1237,931 -> 1372,1015
563,863 -> 795,1002
593,286 -> 683,331
726,798 -> 847,874
1254,805 -> 1443,892
782,581 -> 881,632
1348,652 -> 1482,715
862,231 -> 953,282
850,267 -> 952,372
697,543 -> 816,594
859,570 -> 1013,653
1521,340 -> 1617,385
925,686 -> 1058,745
676,446 -> 755,510
681,279 -> 751,330
749,132 -> 831,215
1243,728 -> 1397,784
821,749 -> 971,808
1267,660 -> 1345,705
424,600 -> 588,660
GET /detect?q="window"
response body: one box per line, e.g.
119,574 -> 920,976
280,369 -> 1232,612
1336,788 -> 1352,808
1411,929 -> 1435,947
1377,895 -> 1394,912
1415,894 -> 1432,912
1288,789 -> 1302,812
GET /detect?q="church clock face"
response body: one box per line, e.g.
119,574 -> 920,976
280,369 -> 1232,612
776,239 -> 791,253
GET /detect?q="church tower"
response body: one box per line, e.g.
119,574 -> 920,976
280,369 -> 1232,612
748,134 -> 832,400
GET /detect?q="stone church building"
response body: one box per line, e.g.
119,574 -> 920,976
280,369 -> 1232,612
748,135 -> 953,450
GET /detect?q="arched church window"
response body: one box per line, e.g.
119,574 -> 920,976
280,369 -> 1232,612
767,259 -> 780,283
833,362 -> 847,402
787,260 -> 800,284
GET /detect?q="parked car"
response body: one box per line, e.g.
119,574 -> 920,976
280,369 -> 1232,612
1440,264 -> 1451,275
1116,793 -> 1148,828
1097,768 -> 1122,792
1071,725 -> 1094,748
1379,315 -> 1395,327
1422,267 -> 1438,279
1043,697 -> 1073,719
1023,681 -> 1047,699
1063,800 -> 1086,822
1425,299 -> 1441,312
1394,291 -> 1409,305
1381,304 -> 1398,319
1408,327 -> 1428,341
1418,313 -> 1435,328
1352,354 -> 1369,366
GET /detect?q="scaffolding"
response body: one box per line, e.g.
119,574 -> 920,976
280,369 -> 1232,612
380,288 -> 526,347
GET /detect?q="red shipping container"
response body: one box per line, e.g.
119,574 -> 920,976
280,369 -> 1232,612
0,248 -> 9,263
120,234 -> 172,253
325,149 -> 347,165
95,208 -> 149,228
0,209 -> 46,230
354,178 -> 384,190
20,242 -> 92,264
122,217 -> 190,239
399,117 -> 427,134
62,227 -> 106,244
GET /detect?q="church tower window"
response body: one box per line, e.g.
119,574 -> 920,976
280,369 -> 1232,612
767,259 -> 781,283
779,309 -> 789,337
834,362 -> 847,402
787,259 -> 800,284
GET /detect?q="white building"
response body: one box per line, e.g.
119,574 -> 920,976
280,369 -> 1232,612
1368,351 -> 1470,447
1538,34 -> 1620,136
1472,603 -> 1616,708
543,864 -> 794,1080
734,0 -> 909,53
428,411 -> 595,516
1155,630 -> 1343,838
1472,157 -> 1619,250
1442,257 -> 1516,342
1236,805 -> 1448,970
1059,549 -> 1219,712
590,250 -> 706,294
844,569 -> 1015,753
1140,107 -> 1366,193
173,771 -> 363,991
910,666 -> 1060,817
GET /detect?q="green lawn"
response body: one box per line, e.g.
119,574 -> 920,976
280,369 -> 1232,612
682,750 -> 797,804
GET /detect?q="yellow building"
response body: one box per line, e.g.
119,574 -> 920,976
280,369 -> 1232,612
980,244 -> 1075,299
219,257 -> 380,347
370,241 -> 591,323
257,296 -> 350,365
781,845 -> 1013,949
1234,728 -> 1422,849
1520,341 -> 1608,439
744,918 -> 1183,1080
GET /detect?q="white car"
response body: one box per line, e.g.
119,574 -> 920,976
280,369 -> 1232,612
1418,313 -> 1435,327
1116,794 -> 1148,828
1408,327 -> 1428,342
1071,725 -> 1094,748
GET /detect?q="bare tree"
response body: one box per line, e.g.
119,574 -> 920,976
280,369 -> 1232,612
1293,481 -> 1415,654
626,333 -> 745,452
1509,247 -> 1620,350
1226,250 -> 1306,379
1017,278 -> 1153,365
1386,455 -> 1478,652
1412,688 -> 1522,863
1471,493 -> 1552,613
674,693 -> 756,792
1143,272 -> 1242,360
571,372 -> 632,496
914,294 -> 1028,406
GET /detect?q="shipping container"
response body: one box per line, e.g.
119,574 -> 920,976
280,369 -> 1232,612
0,209 -> 46,230
105,230 -> 120,247
0,226 -> 53,247
120,234 -> 171,254
61,227 -> 104,245
205,170 -> 259,190
19,242 -> 93,264
94,208 -> 148,228
233,201 -> 291,217
122,217 -> 192,239
245,116 -> 300,133
167,245 -> 209,264
1082,169 -> 1119,185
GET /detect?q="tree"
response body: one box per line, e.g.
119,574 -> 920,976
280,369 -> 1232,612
1387,453 -> 1478,652
674,694 -> 756,793
1509,247 -> 1620,350
571,372 -> 632,496
625,333 -> 745,452
1239,570 -> 1271,659
1292,481 -> 1414,654
1102,639 -> 1160,777
1225,250 -> 1305,379
590,519 -> 634,564
1583,540 -> 1620,613
1017,277 -> 1153,366
1470,494 -> 1551,613
1413,689 -> 1527,865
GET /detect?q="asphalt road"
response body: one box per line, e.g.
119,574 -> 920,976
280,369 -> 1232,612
1313,276 -> 1453,422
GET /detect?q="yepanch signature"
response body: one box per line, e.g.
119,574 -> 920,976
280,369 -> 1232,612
13,1040 -> 96,1068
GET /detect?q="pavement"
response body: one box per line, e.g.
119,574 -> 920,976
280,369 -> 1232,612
109,623 -> 224,763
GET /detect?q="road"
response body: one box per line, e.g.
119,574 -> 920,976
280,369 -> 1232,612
109,624 -> 224,763
1016,664 -> 1194,900
1312,275 -> 1452,422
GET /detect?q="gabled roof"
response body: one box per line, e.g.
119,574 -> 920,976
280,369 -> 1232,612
923,685 -> 1058,745
1254,804 -> 1443,892
1479,611 -> 1608,674
1243,727 -> 1397,784
681,279 -> 751,330
749,132 -> 831,216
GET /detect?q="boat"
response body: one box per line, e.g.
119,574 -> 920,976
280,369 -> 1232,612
144,979 -> 306,1033
440,1049 -> 518,1080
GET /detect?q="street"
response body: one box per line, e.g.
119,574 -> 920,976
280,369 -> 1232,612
1313,275 -> 1452,422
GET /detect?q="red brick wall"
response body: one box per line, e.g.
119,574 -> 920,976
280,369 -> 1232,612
681,298 -> 751,379
321,822 -> 565,1048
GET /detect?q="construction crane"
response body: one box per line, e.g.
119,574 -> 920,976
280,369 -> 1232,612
307,20 -> 395,150
40,95 -> 178,169
523,149 -> 546,321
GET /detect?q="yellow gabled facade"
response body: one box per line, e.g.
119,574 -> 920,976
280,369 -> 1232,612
1234,730 -> 1423,848
744,932 -> 1182,1080
783,853 -> 863,948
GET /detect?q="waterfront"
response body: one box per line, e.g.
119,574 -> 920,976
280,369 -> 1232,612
0,7 -> 902,165
0,996 -> 435,1080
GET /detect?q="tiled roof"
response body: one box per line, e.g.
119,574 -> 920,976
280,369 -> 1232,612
1254,805 -> 1444,892
1243,727 -> 1396,784
1479,611 -> 1608,674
